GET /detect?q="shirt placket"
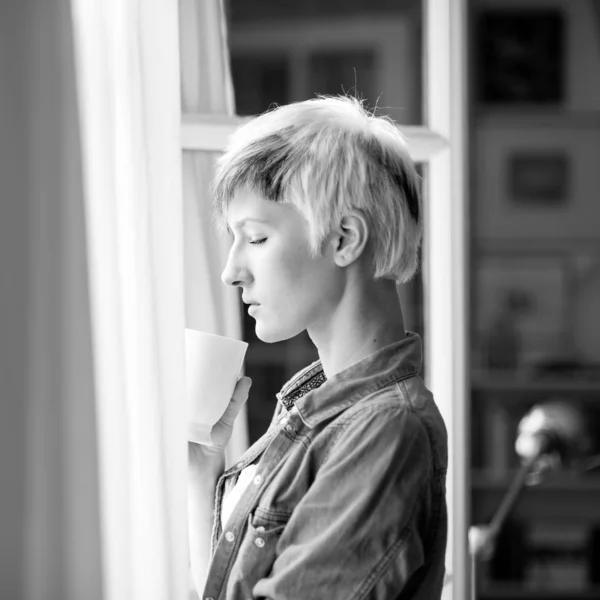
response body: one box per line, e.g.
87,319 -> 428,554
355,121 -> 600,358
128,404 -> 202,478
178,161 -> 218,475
203,410 -> 302,600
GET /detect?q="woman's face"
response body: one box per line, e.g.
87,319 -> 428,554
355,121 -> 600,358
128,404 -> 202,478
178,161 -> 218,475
221,187 -> 343,343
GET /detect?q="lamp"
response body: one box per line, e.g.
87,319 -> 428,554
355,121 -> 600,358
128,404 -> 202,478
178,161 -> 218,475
468,400 -> 600,597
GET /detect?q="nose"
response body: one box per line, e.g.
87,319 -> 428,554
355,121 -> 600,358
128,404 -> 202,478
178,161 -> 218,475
221,245 -> 249,288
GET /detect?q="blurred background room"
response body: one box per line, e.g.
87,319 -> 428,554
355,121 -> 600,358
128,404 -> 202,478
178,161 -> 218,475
1,1 -> 600,599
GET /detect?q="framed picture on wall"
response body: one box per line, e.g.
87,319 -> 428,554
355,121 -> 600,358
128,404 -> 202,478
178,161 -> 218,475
508,152 -> 569,206
476,8 -> 565,105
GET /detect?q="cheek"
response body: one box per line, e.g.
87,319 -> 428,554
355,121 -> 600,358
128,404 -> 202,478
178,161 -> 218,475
289,256 -> 339,309
264,250 -> 314,314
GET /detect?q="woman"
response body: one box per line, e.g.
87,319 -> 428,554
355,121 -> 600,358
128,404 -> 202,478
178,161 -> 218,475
188,96 -> 448,600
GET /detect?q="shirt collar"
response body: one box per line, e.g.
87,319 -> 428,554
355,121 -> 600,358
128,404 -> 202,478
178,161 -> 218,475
276,331 -> 422,428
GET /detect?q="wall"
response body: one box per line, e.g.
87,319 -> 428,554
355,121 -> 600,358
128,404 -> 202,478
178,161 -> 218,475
474,0 -> 600,241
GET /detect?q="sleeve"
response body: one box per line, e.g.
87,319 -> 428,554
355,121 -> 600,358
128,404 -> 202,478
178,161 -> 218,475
252,405 -> 433,600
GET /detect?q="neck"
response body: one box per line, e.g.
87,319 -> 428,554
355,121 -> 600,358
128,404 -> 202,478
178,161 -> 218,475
308,277 -> 406,379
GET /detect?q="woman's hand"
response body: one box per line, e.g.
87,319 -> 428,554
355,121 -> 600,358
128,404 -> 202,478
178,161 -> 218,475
188,376 -> 252,469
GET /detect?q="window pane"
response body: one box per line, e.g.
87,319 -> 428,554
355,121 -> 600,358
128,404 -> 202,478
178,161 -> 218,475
230,56 -> 289,116
226,0 -> 424,125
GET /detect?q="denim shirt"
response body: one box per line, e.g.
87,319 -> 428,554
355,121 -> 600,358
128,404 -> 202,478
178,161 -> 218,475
202,332 -> 448,600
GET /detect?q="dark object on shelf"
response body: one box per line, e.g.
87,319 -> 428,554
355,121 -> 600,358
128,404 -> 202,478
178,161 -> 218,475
588,526 -> 600,585
483,290 -> 528,371
477,9 -> 564,104
533,359 -> 600,381
476,254 -> 568,370
489,518 -> 528,581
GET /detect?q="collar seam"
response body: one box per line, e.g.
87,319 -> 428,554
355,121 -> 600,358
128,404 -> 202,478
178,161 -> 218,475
297,368 -> 419,428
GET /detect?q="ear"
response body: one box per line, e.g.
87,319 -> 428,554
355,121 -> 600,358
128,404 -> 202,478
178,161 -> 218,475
330,211 -> 370,269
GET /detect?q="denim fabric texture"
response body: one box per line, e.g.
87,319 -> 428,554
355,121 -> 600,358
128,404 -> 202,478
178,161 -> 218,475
202,332 -> 448,600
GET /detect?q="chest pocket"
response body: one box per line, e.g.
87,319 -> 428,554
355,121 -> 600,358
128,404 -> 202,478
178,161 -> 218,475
227,506 -> 291,598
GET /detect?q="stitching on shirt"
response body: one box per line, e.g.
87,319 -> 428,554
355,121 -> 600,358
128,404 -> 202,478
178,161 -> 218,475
397,379 -> 448,476
294,429 -> 312,452
353,483 -> 428,600
254,505 -> 293,521
325,385 -> 414,430
320,398 -> 415,466
395,379 -> 417,411
304,371 -> 418,428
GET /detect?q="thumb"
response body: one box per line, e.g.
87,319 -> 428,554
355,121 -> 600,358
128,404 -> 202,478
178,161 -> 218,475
220,376 -> 252,426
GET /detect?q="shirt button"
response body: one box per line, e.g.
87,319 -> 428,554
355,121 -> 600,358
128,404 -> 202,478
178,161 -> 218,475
285,425 -> 294,433
225,531 -> 235,542
280,417 -> 289,427
256,525 -> 265,532
255,537 -> 265,548
253,475 -> 262,486
236,462 -> 244,469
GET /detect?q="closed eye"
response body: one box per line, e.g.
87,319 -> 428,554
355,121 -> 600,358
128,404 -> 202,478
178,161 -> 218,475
249,238 -> 267,245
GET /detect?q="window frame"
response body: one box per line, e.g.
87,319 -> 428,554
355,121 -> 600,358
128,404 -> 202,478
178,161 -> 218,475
180,1 -> 469,597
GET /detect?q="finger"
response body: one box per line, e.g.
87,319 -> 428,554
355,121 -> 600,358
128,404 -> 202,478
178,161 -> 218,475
220,376 -> 252,426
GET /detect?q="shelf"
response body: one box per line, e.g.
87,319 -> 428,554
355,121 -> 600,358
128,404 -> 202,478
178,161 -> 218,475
471,470 -> 600,492
471,371 -> 600,395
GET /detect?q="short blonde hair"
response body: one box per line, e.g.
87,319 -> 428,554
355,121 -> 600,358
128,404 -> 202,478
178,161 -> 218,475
212,96 -> 422,283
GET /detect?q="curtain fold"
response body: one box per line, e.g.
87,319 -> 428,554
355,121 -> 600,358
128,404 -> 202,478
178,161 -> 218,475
22,1 -> 103,599
179,0 -> 249,466
70,1 -> 188,599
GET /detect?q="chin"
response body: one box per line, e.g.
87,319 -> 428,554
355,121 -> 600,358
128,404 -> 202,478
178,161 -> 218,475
254,321 -> 303,344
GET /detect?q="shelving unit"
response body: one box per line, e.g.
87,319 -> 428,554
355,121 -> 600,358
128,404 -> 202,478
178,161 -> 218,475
472,372 -> 600,396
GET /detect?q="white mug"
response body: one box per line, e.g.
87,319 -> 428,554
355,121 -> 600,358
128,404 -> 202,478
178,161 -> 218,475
185,328 -> 248,445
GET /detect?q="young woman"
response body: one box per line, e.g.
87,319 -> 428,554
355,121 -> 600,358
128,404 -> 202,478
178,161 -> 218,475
188,96 -> 448,600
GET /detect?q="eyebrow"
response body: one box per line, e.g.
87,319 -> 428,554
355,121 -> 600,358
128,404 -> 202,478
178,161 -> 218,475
226,218 -> 271,234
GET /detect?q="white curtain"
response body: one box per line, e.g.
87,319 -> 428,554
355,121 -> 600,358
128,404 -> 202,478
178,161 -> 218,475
69,2 -> 188,600
180,0 -> 249,466
7,1 -> 241,598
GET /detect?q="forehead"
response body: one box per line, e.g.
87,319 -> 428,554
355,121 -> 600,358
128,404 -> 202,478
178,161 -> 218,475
225,187 -> 302,230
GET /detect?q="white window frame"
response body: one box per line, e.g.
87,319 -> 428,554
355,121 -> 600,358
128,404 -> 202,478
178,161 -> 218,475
180,2 -> 469,597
